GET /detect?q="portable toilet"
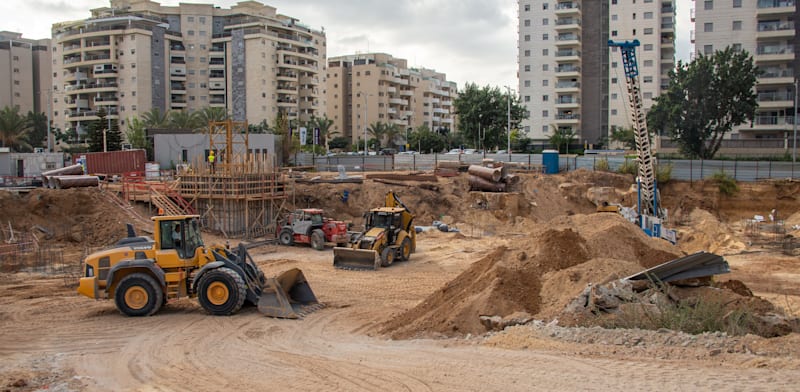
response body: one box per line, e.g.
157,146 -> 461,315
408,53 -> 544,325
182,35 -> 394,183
542,149 -> 559,174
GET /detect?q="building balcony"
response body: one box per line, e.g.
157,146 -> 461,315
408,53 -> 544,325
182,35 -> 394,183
555,35 -> 581,47
389,98 -> 406,105
433,108 -> 448,114
93,96 -> 118,105
755,46 -> 795,62
758,69 -> 794,85
555,66 -> 581,78
555,98 -> 580,109
400,89 -> 413,97
756,0 -> 796,16
277,87 -> 297,95
751,114 -> 794,130
554,2 -> 581,16
64,82 -> 118,94
756,21 -> 796,39
277,100 -> 298,107
278,72 -> 298,81
757,91 -> 793,108
170,66 -> 187,76
554,18 -> 581,32
387,86 -> 397,93
554,113 -> 581,124
555,50 -> 581,63
555,82 -> 580,93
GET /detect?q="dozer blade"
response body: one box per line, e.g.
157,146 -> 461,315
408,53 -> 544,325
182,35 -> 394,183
333,247 -> 380,270
257,268 -> 321,319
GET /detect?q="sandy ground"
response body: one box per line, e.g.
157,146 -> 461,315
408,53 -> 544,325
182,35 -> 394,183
1,230 -> 799,391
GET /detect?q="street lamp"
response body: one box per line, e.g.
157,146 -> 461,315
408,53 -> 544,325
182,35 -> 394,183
505,85 -> 512,161
360,92 -> 372,156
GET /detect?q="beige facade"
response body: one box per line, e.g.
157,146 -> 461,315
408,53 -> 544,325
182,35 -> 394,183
0,32 -> 51,115
518,1 -> 675,146
51,0 -> 326,138
326,53 -> 456,148
694,0 -> 796,141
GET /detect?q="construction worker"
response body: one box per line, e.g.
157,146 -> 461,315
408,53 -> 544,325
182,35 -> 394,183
208,150 -> 216,173
172,224 -> 182,248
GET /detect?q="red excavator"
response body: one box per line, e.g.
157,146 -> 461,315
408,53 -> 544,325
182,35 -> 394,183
278,209 -> 351,250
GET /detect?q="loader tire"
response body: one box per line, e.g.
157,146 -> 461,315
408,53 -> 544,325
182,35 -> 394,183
380,246 -> 395,267
311,229 -> 325,251
197,267 -> 246,316
279,228 -> 294,246
399,237 -> 412,261
115,273 -> 163,317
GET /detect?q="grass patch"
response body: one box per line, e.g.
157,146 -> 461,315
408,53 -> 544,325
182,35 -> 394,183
710,171 -> 739,196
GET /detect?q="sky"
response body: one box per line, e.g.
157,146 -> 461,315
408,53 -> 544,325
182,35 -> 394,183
0,0 -> 693,90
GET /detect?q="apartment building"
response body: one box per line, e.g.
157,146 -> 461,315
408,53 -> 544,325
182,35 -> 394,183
518,1 -> 675,146
326,53 -> 456,146
0,32 -> 52,115
693,0 -> 796,141
51,0 -> 326,137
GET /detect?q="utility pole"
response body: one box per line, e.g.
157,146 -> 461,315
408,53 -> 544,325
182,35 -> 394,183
46,89 -> 52,152
505,86 -> 511,161
363,93 -> 368,156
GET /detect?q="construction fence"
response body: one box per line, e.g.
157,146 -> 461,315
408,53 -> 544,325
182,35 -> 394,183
293,153 -> 799,182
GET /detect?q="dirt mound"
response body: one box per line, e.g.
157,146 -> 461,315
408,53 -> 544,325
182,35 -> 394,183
0,188 -> 143,249
678,208 -> 746,255
380,212 -> 684,339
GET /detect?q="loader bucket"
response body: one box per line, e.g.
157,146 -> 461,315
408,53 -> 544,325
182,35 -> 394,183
257,268 -> 320,319
333,247 -> 380,270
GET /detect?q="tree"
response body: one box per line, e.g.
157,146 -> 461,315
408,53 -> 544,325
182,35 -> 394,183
106,116 -> 123,151
328,136 -> 349,150
452,83 -> 528,150
0,106 -> 32,152
86,108 -> 108,152
648,46 -> 759,159
367,121 -> 387,150
197,107 -> 229,133
141,107 -> 171,129
169,110 -> 202,131
408,125 -> 447,153
125,117 -> 149,150
384,123 -> 402,149
26,111 -> 49,150
548,125 -> 576,154
307,115 -> 334,149
609,125 -> 637,150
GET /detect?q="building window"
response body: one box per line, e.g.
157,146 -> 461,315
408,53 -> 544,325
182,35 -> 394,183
188,16 -> 195,22
703,45 -> 713,55
542,3 -> 548,10
643,60 -> 653,67
542,125 -> 549,133
525,50 -> 531,57
543,33 -> 548,40
199,16 -> 206,24
733,0 -> 742,8
643,76 -> 653,83
704,23 -> 713,33
612,30 -> 618,37
644,12 -> 653,19
704,0 -> 713,10
542,80 -> 548,87
542,64 -> 548,71
611,77 -> 618,84
524,65 -> 531,72
188,30 -> 195,36
525,96 -> 531,102
542,95 -> 548,101
524,4 -> 530,11
542,110 -> 549,117
525,19 -> 531,27
525,34 -> 531,42
612,93 -> 618,99
644,28 -> 653,35
542,49 -> 548,56
732,43 -> 742,52
612,62 -> 618,68
643,44 -> 653,51
611,109 -> 618,115
542,18 -> 548,26
643,92 -> 653,99
732,21 -> 742,31
612,14 -> 618,21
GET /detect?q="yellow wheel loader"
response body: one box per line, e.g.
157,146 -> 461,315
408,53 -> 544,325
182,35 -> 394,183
333,191 -> 416,270
77,215 -> 320,318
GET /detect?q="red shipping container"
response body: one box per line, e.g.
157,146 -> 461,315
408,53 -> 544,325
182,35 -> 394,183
74,150 -> 147,175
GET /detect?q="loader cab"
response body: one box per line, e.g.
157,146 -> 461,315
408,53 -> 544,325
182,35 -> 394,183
155,215 -> 204,260
366,208 -> 404,243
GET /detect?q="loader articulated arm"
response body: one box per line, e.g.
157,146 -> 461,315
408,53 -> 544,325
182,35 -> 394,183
385,191 -> 410,213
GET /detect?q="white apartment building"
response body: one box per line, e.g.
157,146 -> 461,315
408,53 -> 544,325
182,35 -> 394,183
518,1 -> 675,147
51,0 -> 326,138
326,53 -> 456,146
693,0 -> 796,141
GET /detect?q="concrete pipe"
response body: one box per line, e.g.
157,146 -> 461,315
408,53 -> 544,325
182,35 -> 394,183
53,175 -> 99,189
41,164 -> 84,184
437,161 -> 462,169
469,175 -> 506,192
468,165 -> 502,182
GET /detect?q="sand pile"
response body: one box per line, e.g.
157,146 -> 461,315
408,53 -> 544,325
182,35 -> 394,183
0,188 -> 142,248
678,208 -> 746,255
380,213 -> 683,339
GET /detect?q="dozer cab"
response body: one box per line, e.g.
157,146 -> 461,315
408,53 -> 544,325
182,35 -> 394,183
77,215 -> 320,318
333,191 -> 416,270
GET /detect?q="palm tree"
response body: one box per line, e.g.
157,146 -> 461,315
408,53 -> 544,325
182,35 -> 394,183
197,107 -> 229,133
141,107 -> 171,129
169,110 -> 202,131
367,121 -> 387,150
384,122 -> 402,149
308,115 -> 334,150
0,106 -> 32,151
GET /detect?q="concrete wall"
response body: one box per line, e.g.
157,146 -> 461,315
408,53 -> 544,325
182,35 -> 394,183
0,152 -> 64,177
154,133 -> 278,169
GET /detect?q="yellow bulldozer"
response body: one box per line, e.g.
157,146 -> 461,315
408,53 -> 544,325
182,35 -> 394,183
333,191 -> 416,270
77,214 -> 319,318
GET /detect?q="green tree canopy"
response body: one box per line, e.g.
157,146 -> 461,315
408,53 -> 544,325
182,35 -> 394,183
86,108 -> 108,152
0,106 -> 32,152
548,125 -> 576,154
26,111 -> 49,151
609,125 -> 637,150
169,110 -> 202,131
141,107 -> 171,129
408,125 -> 447,153
648,46 -> 759,159
453,83 -> 528,150
367,121 -> 388,150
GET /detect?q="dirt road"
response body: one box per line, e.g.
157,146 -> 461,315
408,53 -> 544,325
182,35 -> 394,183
2,233 -> 799,391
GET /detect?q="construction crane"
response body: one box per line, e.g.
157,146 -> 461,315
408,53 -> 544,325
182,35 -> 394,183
608,39 -> 676,243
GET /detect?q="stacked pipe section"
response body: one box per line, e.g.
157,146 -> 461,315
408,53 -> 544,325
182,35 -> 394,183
41,164 -> 99,189
467,164 -> 518,192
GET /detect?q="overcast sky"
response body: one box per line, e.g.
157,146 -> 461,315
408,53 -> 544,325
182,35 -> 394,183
1,0 -> 693,90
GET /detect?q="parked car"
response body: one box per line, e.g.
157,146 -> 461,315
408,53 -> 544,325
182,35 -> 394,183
445,149 -> 462,155
463,149 -> 477,154
379,148 -> 398,155
398,150 -> 417,155
495,150 -> 508,154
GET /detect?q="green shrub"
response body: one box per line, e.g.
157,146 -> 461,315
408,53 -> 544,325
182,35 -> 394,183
594,157 -> 611,172
710,171 -> 739,196
656,164 -> 672,184
617,159 -> 638,175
